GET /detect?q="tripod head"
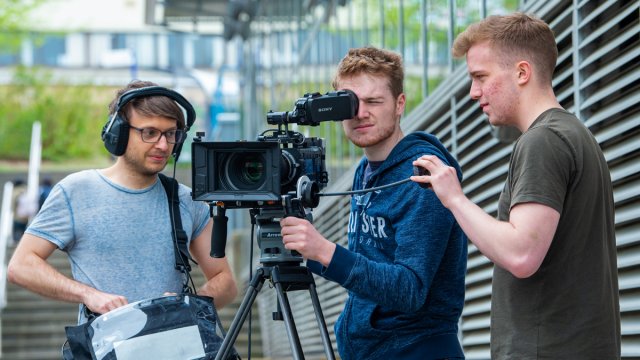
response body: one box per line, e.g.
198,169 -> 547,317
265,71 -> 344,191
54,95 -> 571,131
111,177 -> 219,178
253,175 -> 317,266
209,176 -> 319,265
212,177 -> 336,360
253,207 -> 303,265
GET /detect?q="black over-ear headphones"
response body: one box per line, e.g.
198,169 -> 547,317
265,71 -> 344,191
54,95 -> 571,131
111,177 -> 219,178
101,86 -> 196,159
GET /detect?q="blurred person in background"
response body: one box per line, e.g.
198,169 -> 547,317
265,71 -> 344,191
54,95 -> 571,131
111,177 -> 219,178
11,178 -> 30,242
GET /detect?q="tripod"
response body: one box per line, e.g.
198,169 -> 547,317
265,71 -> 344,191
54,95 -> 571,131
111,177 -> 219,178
215,262 -> 335,360
214,207 -> 336,360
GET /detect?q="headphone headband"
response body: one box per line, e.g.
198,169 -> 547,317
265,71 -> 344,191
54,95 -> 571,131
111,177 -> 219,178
102,85 -> 196,158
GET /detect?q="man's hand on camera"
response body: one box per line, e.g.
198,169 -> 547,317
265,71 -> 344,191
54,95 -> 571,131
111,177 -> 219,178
411,155 -> 465,209
84,290 -> 128,315
280,216 -> 336,267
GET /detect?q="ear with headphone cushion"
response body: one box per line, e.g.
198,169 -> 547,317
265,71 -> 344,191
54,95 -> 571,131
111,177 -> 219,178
101,86 -> 196,158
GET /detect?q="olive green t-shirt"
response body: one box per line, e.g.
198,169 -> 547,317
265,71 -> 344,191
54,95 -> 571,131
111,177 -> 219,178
492,108 -> 620,359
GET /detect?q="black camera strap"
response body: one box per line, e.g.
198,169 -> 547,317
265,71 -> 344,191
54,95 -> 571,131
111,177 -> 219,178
158,175 -> 239,359
158,173 -> 195,279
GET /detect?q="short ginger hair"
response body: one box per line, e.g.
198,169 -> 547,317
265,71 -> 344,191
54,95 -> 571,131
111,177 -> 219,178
332,46 -> 404,99
452,12 -> 558,85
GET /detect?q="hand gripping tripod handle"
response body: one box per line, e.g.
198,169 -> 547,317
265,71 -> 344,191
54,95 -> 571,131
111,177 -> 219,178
211,206 -> 228,258
284,196 -> 306,219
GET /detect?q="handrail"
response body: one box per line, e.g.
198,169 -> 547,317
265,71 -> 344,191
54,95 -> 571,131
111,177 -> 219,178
0,181 -> 15,310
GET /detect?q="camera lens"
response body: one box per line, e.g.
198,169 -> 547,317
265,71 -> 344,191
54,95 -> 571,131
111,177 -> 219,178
280,149 -> 299,187
243,161 -> 263,182
223,152 -> 266,190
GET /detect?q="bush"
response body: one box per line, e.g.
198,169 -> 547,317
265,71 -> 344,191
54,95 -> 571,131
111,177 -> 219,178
0,66 -> 114,162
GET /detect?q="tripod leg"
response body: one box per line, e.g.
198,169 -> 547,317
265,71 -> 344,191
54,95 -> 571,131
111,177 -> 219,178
215,268 -> 266,360
308,283 -> 336,360
273,281 -> 305,360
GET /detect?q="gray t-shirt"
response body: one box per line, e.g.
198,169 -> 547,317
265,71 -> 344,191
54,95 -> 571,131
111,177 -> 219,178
26,170 -> 210,322
492,109 -> 620,359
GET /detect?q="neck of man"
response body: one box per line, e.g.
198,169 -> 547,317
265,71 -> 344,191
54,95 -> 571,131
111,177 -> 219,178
515,87 -> 563,132
101,159 -> 160,189
363,129 -> 405,162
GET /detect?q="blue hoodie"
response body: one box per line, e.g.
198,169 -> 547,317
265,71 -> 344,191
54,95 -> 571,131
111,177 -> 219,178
308,132 -> 467,359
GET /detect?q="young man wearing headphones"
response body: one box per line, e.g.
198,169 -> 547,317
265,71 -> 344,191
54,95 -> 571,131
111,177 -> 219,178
8,80 -> 238,322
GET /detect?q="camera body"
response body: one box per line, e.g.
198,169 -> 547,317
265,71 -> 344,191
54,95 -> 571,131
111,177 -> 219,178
191,89 -> 358,209
191,133 -> 327,209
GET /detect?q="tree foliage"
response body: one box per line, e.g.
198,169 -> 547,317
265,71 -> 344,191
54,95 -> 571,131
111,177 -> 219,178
0,0 -> 46,51
0,66 -> 113,162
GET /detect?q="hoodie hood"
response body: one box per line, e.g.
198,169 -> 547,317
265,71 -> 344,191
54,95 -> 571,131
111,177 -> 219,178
357,131 -> 463,183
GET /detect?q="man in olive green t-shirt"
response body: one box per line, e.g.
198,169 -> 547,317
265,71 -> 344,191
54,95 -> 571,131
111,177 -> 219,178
412,13 -> 620,359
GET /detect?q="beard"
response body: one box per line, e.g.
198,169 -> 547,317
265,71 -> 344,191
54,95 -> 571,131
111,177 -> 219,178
345,121 -> 398,149
122,150 -> 167,177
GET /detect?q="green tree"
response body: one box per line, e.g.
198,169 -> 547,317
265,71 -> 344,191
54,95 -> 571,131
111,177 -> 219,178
0,66 -> 114,162
0,0 -> 46,51
0,0 -> 116,163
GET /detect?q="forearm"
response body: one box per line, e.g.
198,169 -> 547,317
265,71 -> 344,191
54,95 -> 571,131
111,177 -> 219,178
7,252 -> 97,305
198,271 -> 238,308
447,196 -> 546,277
325,246 -> 428,312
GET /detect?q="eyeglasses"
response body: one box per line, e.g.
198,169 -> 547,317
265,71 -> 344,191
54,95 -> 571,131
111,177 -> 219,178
130,126 -> 185,144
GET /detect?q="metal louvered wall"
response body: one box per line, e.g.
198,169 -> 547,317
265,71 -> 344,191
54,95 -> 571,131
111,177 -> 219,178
256,0 -> 640,358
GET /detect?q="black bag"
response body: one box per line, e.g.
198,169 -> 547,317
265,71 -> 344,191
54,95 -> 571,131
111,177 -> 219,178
62,294 -> 240,360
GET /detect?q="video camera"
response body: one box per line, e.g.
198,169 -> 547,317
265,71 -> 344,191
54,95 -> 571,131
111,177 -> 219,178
189,92 -> 356,360
191,90 -> 358,210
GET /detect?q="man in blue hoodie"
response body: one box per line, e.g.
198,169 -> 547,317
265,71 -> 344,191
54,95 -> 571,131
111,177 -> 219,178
280,46 -> 467,359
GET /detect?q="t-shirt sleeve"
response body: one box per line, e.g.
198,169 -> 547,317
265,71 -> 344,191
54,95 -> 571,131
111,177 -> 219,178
509,127 -> 574,213
25,183 -> 74,249
180,184 -> 210,241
